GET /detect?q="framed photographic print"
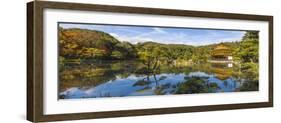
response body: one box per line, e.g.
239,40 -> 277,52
27,1 -> 273,122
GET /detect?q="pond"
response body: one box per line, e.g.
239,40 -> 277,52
59,60 -> 258,99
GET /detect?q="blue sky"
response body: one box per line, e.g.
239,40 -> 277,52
59,23 -> 246,46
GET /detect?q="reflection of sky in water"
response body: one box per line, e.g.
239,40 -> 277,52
60,72 -> 242,99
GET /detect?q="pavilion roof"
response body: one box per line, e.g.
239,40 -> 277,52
211,44 -> 232,56
214,44 -> 230,50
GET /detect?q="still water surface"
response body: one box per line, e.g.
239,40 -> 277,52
59,60 -> 257,99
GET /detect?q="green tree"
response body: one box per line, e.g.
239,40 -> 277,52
111,50 -> 124,59
80,47 -> 106,58
137,45 -> 166,72
242,31 -> 259,40
235,31 -> 259,91
237,31 -> 259,63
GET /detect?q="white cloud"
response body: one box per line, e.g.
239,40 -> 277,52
109,33 -> 119,38
152,28 -> 166,34
108,32 -> 153,44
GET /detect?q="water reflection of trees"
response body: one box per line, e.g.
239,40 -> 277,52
59,60 -> 258,94
238,63 -> 259,91
133,73 -> 169,95
132,74 -> 221,95
176,76 -> 220,94
59,60 -> 140,91
210,62 -> 258,91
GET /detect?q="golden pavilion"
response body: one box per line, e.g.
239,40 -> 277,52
210,44 -> 233,63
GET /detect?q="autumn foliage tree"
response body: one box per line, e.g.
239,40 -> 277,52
59,28 -> 137,60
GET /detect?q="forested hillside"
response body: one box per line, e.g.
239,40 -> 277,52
59,27 -> 247,64
59,28 -> 137,61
